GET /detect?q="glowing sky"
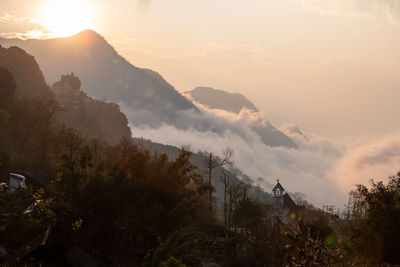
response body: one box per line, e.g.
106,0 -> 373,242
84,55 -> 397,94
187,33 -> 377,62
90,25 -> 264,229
1,0 -> 400,138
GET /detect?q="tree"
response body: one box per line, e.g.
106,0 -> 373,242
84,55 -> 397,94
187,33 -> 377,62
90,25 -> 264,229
220,171 -> 229,225
343,171 -> 400,264
205,147 -> 233,214
56,127 -> 85,181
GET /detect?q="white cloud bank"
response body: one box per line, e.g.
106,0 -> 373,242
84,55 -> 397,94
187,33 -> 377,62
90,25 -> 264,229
332,132 -> 400,192
120,99 -> 400,210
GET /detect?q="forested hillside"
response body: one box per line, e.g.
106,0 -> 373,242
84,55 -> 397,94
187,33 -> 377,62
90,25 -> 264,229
1,46 -> 400,266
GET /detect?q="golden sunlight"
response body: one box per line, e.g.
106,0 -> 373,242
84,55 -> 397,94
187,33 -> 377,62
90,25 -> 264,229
38,0 -> 95,37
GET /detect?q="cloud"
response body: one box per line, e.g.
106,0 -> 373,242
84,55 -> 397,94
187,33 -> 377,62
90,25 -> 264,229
297,0 -> 400,25
120,103 -> 347,208
121,99 -> 400,210
332,132 -> 400,192
281,124 -> 345,157
0,12 -> 50,39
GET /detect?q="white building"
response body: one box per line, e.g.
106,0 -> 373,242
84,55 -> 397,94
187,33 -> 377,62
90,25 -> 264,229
9,173 -> 26,192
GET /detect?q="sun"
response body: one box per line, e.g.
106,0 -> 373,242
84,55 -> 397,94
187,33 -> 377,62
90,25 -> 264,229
39,0 -> 96,37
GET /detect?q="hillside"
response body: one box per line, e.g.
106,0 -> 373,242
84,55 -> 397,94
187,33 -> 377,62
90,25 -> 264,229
0,45 -> 131,145
134,137 -> 273,205
53,73 -> 132,144
0,45 -> 52,99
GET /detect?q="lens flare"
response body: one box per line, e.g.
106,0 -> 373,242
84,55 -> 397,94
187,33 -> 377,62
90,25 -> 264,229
325,236 -> 334,246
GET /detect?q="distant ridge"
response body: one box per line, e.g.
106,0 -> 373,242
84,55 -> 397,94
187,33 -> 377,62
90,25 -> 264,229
188,86 -> 259,114
187,86 -> 297,148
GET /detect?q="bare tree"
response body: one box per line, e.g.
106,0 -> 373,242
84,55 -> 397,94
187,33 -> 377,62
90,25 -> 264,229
205,147 -> 233,214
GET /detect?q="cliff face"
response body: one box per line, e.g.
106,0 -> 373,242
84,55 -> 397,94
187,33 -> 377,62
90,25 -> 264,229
52,73 -> 132,145
0,45 -> 52,99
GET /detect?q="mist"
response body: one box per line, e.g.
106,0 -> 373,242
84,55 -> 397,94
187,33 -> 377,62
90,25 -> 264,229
120,102 -> 345,207
119,98 -> 400,209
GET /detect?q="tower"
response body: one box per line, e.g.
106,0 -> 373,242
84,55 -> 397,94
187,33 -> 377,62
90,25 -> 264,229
272,179 -> 285,206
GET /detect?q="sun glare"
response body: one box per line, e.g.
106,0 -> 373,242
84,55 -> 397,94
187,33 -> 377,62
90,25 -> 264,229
39,0 -> 96,37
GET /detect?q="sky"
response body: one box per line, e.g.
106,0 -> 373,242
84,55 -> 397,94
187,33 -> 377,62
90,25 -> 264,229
1,0 -> 400,138
1,0 -> 400,207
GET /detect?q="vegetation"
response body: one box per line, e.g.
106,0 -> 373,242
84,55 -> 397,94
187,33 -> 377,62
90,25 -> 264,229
1,52 -> 400,266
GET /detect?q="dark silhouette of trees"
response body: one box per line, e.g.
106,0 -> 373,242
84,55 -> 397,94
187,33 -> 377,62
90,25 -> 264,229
0,66 -> 16,108
342,172 -> 400,265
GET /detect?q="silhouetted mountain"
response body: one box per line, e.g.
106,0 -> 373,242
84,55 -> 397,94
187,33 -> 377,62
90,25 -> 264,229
0,45 -> 131,145
0,45 -> 52,99
0,30 -> 197,123
187,87 -> 297,148
188,87 -> 259,113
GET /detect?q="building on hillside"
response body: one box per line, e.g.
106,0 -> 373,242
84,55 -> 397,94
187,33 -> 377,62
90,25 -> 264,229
52,73 -> 81,107
271,180 -> 304,225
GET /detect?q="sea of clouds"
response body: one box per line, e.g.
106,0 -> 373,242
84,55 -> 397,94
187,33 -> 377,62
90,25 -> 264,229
120,100 -> 400,210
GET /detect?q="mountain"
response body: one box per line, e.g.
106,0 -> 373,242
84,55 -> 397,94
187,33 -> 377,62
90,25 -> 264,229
0,31 -> 296,148
187,87 -> 297,148
0,45 -> 53,99
188,86 -> 259,113
0,45 -> 131,145
0,30 -> 197,123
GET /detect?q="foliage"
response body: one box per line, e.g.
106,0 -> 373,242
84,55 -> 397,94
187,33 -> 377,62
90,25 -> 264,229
341,172 -> 400,265
3,51 -> 400,265
158,257 -> 186,267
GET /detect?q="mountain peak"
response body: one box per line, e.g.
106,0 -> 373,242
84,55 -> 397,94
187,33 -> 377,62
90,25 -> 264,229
72,29 -> 102,39
187,86 -> 259,114
68,29 -> 106,44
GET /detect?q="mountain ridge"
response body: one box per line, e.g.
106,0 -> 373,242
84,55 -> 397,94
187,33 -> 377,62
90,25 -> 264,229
0,30 -> 296,148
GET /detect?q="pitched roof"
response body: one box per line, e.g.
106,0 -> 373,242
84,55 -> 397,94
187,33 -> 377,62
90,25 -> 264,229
283,193 -> 296,208
272,180 -> 285,193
